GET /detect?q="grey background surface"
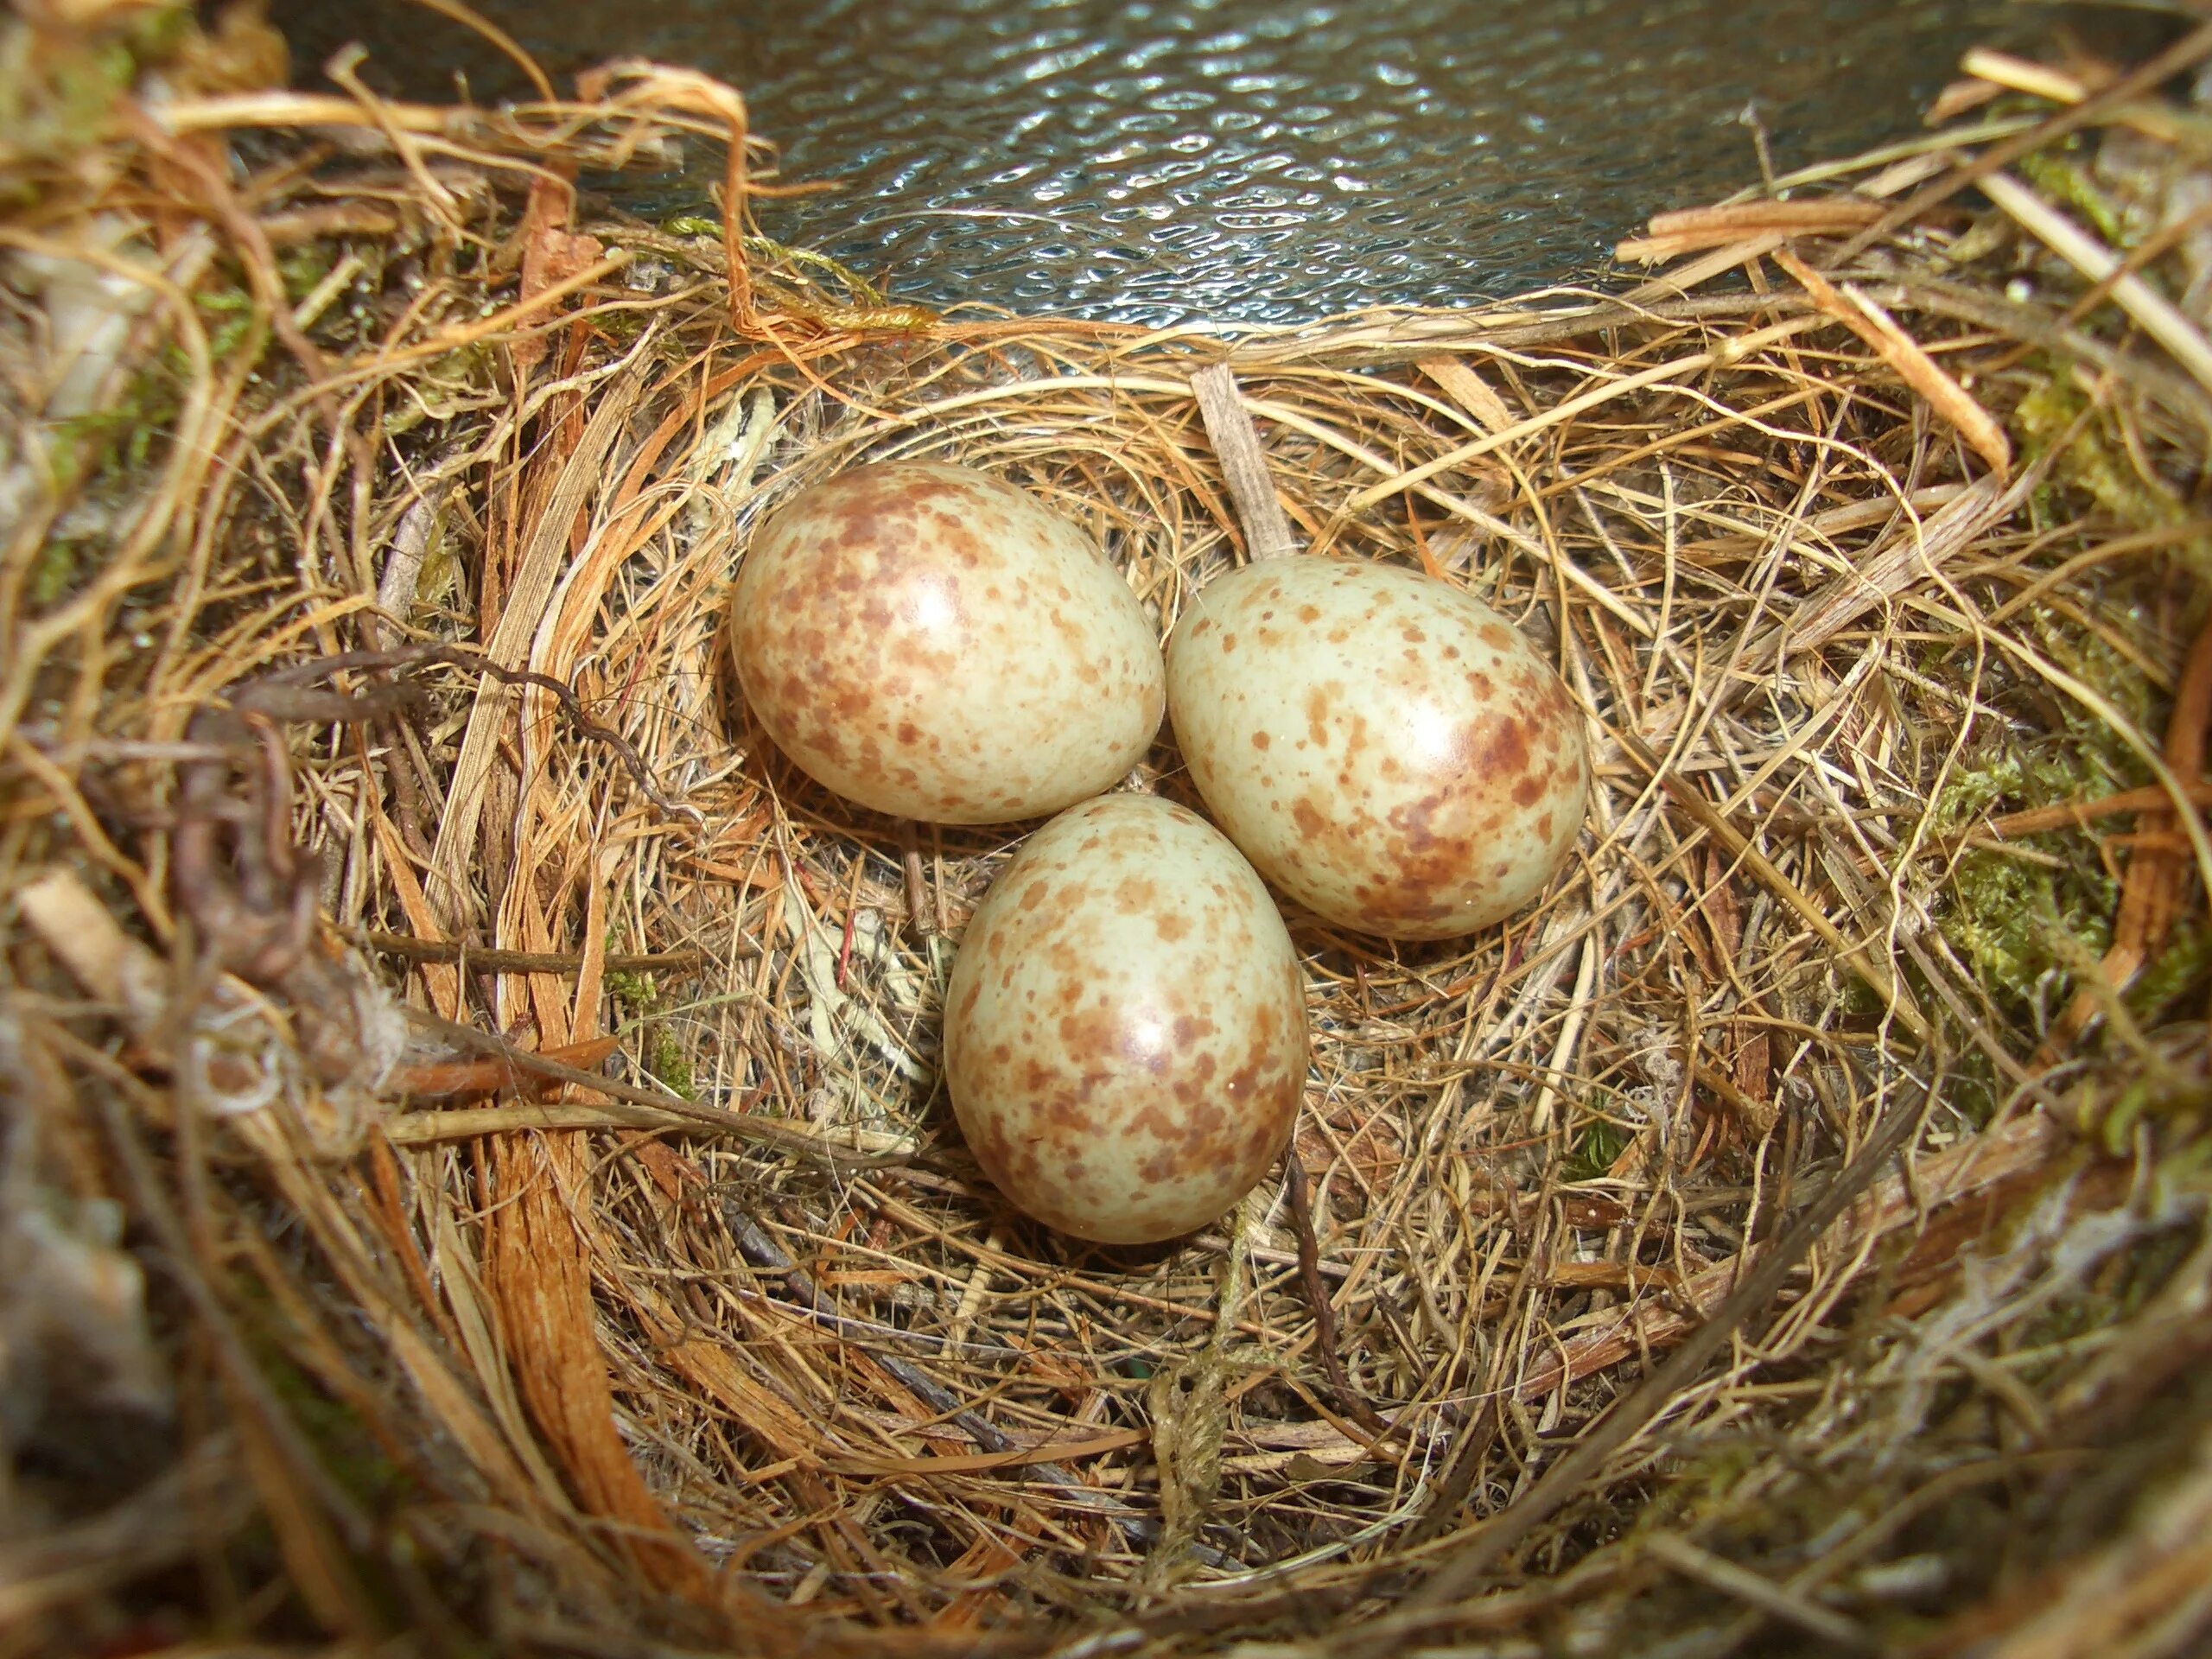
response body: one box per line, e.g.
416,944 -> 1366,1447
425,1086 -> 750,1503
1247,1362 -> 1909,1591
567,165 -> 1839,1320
280,1 -> 2126,322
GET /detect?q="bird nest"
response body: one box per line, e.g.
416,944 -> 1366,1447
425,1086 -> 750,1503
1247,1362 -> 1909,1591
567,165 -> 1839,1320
8,10 -> 2212,1658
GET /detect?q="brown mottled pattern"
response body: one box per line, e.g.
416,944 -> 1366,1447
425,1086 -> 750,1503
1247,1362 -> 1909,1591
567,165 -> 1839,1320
943,795 -> 1309,1245
730,461 -> 1165,824
1166,559 -> 1590,940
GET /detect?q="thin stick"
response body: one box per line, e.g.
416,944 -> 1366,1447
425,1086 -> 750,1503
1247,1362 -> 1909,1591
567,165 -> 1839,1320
1281,1149 -> 1394,1442
1955,779 -> 2212,845
899,819 -> 932,940
397,1008 -> 905,1171
237,643 -> 698,823
357,931 -> 721,975
1192,363 -> 1300,559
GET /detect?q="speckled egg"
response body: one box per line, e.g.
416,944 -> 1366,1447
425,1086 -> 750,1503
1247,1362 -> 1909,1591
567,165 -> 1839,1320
944,794 -> 1309,1245
730,461 -> 1165,823
1166,558 -> 1589,940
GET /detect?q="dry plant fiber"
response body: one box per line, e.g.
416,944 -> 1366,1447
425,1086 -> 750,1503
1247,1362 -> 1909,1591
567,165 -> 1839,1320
4,6 -> 2212,1659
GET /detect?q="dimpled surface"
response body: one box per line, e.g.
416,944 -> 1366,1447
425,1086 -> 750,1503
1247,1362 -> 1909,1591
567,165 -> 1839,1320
732,462 -> 1165,824
312,0 -> 2016,325
1166,560 -> 1589,940
944,794 -> 1308,1245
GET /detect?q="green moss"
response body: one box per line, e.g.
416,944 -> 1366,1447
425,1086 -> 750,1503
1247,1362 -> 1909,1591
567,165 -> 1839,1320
1942,847 -> 2113,1012
2016,371 -> 2184,533
278,245 -> 334,305
2018,147 -> 2130,248
259,1348 -> 408,1513
1926,596 -> 2164,1039
644,1023 -> 694,1100
2095,1067 -> 2212,1154
608,964 -> 695,1100
54,359 -> 183,484
194,282 -> 259,362
229,1274 -> 409,1516
1565,1111 -> 1629,1183
29,537 -> 84,607
1931,722 -> 2127,1025
380,342 -> 495,437
0,2 -> 196,189
2129,924 -> 2212,1022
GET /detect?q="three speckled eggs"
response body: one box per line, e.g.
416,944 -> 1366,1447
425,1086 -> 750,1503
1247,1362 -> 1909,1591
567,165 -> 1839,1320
729,459 -> 1588,1243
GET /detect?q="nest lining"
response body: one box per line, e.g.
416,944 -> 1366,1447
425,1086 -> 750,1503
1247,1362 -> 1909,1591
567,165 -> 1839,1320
6,14 -> 2212,1658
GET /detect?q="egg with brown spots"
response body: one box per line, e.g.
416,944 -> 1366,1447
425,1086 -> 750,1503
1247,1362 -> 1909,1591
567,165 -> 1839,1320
730,461 -> 1165,823
944,794 -> 1309,1245
1166,558 -> 1589,940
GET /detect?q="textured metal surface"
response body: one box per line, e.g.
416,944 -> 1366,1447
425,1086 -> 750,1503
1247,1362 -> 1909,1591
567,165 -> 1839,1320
289,0 -> 2020,322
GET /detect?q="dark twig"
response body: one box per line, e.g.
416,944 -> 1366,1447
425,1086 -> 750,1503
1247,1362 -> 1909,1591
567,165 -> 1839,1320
175,704 -> 321,985
399,1008 -> 905,1173
1282,1148 -> 1396,1444
356,931 -> 729,976
233,644 -> 697,823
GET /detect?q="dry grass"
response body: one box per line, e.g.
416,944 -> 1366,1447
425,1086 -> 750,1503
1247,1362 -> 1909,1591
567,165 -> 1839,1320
6,9 -> 2212,1658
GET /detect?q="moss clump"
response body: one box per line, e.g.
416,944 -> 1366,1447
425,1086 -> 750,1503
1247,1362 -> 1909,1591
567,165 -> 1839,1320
609,965 -> 695,1100
2126,922 -> 2212,1024
644,1022 -> 694,1100
1929,589 -> 2164,1039
1942,844 -> 2114,1016
2014,362 -> 2212,586
2018,144 -> 2130,248
1933,739 -> 2123,1024
2016,371 -> 2185,534
1565,1109 -> 1630,1182
2094,1066 -> 2212,1154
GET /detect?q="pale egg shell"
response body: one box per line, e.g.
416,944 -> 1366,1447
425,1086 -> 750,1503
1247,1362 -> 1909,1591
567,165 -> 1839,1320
1166,559 -> 1589,940
731,461 -> 1165,824
944,794 -> 1308,1245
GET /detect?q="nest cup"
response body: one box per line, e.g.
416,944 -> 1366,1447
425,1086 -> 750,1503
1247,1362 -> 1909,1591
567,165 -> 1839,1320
8,10 -> 2212,1656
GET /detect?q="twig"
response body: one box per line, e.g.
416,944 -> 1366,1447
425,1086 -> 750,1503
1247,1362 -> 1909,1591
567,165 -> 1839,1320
391,1034 -> 617,1100
235,644 -> 698,823
356,931 -> 721,976
1948,780 -> 2212,847
373,485 -> 449,627
1192,363 -> 1300,559
899,819 -> 933,941
398,1008 -> 905,1172
1282,1149 -> 1395,1443
1771,245 -> 2010,474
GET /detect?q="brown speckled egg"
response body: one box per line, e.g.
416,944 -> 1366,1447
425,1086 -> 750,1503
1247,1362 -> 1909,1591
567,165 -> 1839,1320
944,794 -> 1308,1245
730,461 -> 1165,823
1166,558 -> 1589,940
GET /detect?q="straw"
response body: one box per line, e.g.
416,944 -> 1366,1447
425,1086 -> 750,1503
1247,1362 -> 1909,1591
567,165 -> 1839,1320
5,11 -> 2212,1657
